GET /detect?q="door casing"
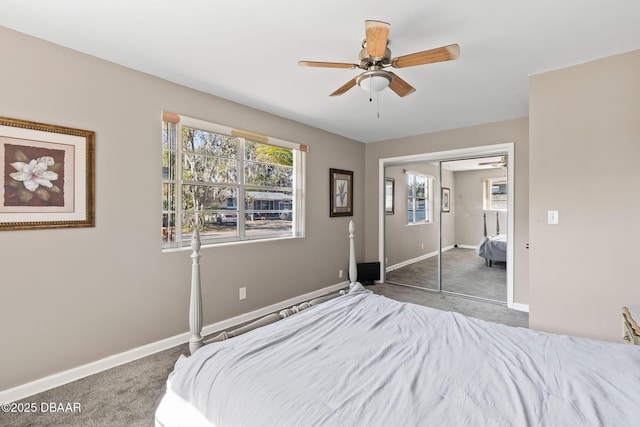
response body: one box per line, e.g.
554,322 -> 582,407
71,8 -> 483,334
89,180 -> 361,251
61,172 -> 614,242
378,143 -> 515,308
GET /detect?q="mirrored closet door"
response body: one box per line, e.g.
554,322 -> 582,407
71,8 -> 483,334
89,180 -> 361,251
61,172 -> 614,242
439,157 -> 508,303
384,162 -> 441,291
384,156 -> 508,304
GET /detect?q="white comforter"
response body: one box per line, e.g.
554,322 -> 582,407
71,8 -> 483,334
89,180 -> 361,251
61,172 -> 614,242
476,234 -> 507,262
156,285 -> 640,427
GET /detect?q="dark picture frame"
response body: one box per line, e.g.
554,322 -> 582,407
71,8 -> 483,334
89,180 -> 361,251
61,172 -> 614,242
385,177 -> 395,215
329,168 -> 353,217
441,187 -> 451,213
0,116 -> 95,231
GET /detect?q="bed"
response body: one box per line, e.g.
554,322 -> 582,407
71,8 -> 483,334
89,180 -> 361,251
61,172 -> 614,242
476,212 -> 507,266
156,221 -> 640,427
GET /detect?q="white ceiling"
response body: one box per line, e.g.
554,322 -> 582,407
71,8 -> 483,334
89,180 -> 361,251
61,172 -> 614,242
2,1 -> 640,143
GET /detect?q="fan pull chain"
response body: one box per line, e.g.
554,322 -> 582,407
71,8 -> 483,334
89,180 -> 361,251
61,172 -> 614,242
365,75 -> 380,119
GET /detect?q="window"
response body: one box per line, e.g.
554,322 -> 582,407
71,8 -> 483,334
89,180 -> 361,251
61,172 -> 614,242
406,171 -> 434,224
162,113 -> 305,249
483,178 -> 507,210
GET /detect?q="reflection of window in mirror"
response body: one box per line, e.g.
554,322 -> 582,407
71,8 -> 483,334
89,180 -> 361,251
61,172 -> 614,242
483,178 -> 507,210
406,171 -> 435,224
385,178 -> 394,215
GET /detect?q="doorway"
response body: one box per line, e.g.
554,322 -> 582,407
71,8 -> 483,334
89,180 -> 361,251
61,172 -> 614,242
379,143 -> 514,308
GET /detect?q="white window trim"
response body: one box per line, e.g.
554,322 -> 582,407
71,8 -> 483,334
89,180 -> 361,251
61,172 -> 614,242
405,170 -> 435,226
162,112 -> 306,250
483,177 -> 507,211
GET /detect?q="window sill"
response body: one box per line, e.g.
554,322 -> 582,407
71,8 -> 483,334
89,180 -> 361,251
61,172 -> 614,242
162,234 -> 305,253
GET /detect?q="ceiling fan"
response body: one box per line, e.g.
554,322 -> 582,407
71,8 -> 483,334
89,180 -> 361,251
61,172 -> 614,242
478,156 -> 507,167
298,20 -> 460,97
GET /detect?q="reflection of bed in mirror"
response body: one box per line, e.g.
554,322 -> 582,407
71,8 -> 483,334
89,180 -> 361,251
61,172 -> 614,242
476,212 -> 506,266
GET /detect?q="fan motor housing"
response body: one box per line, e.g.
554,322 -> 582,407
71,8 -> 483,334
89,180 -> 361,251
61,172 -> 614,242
359,46 -> 391,69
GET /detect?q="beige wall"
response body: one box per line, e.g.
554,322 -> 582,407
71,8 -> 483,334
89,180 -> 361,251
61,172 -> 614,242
529,49 -> 640,342
364,118 -> 530,306
0,27 -> 364,390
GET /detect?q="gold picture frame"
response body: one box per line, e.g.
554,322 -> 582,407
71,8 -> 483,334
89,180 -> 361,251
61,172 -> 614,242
0,117 -> 95,231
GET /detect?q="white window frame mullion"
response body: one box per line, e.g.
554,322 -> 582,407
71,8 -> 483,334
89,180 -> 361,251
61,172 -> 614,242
426,177 -> 432,222
408,173 -> 415,225
293,150 -> 305,237
174,122 -> 184,245
407,174 -> 411,224
237,137 -> 246,239
162,122 -> 180,249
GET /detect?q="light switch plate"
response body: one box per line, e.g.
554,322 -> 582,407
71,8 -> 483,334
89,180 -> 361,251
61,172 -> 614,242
548,210 -> 559,225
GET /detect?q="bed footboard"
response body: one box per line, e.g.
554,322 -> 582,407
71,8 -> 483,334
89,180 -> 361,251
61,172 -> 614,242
188,229 -> 203,354
188,221 -> 359,354
204,291 -> 347,345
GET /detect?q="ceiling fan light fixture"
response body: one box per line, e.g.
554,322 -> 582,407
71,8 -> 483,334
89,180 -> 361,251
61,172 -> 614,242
356,70 -> 392,93
298,20 -> 458,97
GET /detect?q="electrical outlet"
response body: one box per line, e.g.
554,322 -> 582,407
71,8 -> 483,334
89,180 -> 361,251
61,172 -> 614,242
421,243 -> 424,250
339,270 -> 344,279
239,287 -> 247,300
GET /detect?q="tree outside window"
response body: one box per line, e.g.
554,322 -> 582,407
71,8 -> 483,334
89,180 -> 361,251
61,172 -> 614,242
162,116 -> 304,249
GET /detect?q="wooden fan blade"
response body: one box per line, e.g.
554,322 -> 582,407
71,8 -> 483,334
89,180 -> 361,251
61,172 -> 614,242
387,72 -> 416,97
330,77 -> 357,96
391,44 -> 460,68
298,61 -> 358,69
365,20 -> 390,59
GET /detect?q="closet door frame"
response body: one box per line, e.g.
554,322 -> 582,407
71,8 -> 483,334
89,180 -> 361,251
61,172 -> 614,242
378,143 -> 515,308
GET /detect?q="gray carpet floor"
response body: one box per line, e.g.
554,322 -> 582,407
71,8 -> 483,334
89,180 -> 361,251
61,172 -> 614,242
386,247 -> 507,302
370,283 -> 528,328
2,283 -> 528,427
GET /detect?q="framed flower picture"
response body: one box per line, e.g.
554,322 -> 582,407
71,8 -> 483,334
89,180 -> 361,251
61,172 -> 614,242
0,117 -> 95,231
329,168 -> 353,217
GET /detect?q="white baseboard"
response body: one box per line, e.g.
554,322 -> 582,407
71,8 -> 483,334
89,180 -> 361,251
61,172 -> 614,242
457,244 -> 476,250
386,245 -> 454,272
0,281 -> 350,404
512,303 -> 530,313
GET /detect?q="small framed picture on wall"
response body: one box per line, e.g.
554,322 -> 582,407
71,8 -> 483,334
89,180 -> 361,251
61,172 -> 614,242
385,177 -> 394,215
329,168 -> 353,217
441,187 -> 451,213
